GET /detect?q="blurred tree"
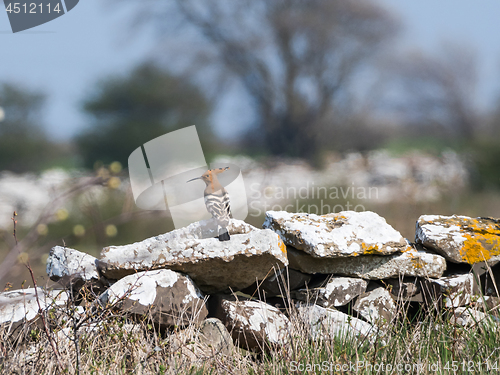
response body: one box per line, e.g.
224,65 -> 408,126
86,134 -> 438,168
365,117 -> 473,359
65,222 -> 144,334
470,140 -> 500,190
77,62 -> 213,168
0,83 -> 53,172
124,0 -> 398,162
469,95 -> 500,190
382,45 -> 478,141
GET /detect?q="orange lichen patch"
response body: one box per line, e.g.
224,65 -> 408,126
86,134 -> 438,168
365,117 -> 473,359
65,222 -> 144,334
401,245 -> 413,253
278,238 -> 287,254
406,250 -> 423,268
460,233 -> 500,264
459,218 -> 500,264
361,243 -> 382,255
410,257 -> 424,269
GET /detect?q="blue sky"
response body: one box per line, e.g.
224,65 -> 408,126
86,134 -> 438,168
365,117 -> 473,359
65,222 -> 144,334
380,0 -> 500,109
1,0 -> 500,141
0,0 -> 156,140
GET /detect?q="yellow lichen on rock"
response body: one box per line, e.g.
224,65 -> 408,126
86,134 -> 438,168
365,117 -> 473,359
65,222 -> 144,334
460,219 -> 500,263
418,215 -> 500,264
401,245 -> 413,253
409,255 -> 424,269
278,238 -> 287,254
406,250 -> 423,268
361,243 -> 382,255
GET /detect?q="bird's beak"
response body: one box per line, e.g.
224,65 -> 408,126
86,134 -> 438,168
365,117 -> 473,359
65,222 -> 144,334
187,177 -> 201,183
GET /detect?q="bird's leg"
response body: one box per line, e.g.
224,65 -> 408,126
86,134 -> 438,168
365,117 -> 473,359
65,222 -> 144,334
217,225 -> 230,241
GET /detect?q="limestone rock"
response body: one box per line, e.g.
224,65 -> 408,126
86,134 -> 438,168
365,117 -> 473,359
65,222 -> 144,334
353,287 -> 397,327
0,288 -> 68,333
168,318 -> 234,362
100,269 -> 208,328
98,219 -> 288,293
423,274 -> 473,309
287,246 -> 446,279
415,215 -> 500,264
296,304 -> 378,343
291,277 -> 367,307
198,318 -> 234,356
46,246 -> 107,293
263,211 -> 410,257
217,299 -> 291,351
449,307 -> 488,327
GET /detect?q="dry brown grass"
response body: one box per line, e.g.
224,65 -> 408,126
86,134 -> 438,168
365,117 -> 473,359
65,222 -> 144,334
2,273 -> 500,375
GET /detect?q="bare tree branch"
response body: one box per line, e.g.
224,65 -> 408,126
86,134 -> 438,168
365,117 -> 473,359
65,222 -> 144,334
121,0 -> 398,161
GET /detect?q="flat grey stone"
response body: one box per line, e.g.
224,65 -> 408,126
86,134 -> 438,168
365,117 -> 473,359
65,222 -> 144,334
198,318 -> 234,356
295,304 -> 379,343
46,246 -> 107,293
474,296 -> 500,311
353,287 -> 396,327
423,273 -> 474,309
264,210 -> 410,258
287,246 -> 446,279
0,288 -> 68,334
100,269 -> 208,328
167,317 -> 235,363
449,307 -> 488,327
415,214 -> 500,264
217,299 -> 291,351
98,219 -> 288,293
291,277 -> 367,307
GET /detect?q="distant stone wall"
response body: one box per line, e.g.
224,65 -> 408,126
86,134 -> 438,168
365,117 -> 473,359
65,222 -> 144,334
216,151 -> 468,218
0,151 -> 468,230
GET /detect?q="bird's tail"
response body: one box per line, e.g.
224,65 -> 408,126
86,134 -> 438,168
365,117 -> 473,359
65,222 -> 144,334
218,228 -> 230,241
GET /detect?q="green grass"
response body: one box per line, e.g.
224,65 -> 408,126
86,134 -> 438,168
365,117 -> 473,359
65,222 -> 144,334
381,136 -> 464,156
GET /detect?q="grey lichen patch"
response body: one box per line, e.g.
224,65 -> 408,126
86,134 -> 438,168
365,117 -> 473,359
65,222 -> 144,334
291,277 -> 367,307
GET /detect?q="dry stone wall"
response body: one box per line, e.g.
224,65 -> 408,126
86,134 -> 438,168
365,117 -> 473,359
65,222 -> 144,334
1,210 -> 499,352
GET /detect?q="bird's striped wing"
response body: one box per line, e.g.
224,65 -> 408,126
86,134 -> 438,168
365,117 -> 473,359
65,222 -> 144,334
204,188 -> 231,226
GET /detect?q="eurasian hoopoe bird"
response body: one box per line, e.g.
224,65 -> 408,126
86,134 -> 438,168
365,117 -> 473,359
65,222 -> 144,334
187,167 -> 232,241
